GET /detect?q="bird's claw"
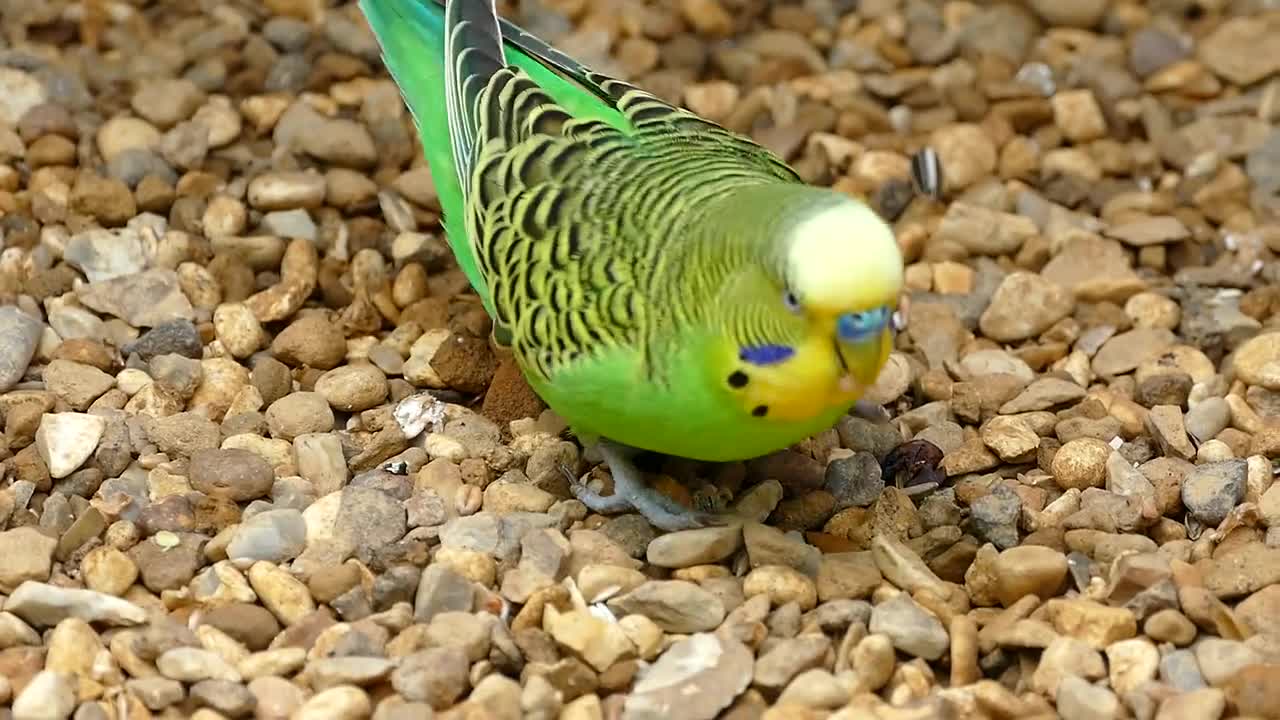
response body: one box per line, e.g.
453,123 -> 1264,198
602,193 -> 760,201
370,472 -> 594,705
562,464 -> 632,514
561,452 -> 731,533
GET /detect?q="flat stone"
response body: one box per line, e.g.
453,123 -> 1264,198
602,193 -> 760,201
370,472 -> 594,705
35,413 -> 106,479
0,307 -> 43,392
4,581 -> 147,627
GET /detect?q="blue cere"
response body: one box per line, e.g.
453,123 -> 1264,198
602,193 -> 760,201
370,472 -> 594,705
739,344 -> 795,365
837,306 -> 891,342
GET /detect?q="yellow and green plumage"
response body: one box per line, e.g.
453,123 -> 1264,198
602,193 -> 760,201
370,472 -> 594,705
360,0 -> 905,530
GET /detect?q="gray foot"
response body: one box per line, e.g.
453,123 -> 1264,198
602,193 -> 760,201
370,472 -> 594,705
566,440 -> 728,532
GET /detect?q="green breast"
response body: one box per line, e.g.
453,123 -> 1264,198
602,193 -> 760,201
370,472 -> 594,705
523,331 -> 852,462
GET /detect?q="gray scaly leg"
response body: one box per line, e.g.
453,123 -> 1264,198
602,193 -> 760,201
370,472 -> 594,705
566,440 -> 728,532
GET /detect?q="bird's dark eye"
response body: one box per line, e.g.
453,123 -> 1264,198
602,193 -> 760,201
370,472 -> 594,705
838,306 -> 891,342
783,291 -> 801,313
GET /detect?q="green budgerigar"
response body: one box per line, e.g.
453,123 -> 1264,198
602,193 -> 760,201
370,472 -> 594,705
360,0 -> 906,530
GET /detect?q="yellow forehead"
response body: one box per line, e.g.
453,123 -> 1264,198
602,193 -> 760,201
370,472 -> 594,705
785,201 -> 903,312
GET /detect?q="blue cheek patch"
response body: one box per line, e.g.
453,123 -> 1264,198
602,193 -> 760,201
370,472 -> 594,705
739,344 -> 795,365
838,307 -> 891,342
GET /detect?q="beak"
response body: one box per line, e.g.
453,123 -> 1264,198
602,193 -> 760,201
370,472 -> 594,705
836,328 -> 893,394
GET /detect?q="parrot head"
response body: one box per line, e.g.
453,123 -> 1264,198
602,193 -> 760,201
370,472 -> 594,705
782,196 -> 904,394
717,187 -> 905,424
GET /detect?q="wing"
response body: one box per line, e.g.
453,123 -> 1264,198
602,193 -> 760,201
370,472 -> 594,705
371,0 -> 803,383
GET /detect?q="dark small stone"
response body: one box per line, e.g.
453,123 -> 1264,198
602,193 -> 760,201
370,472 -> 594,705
272,477 -> 317,511
265,53 -> 311,93
348,469 -> 414,501
835,416 -> 902,461
969,484 -> 1021,550
825,452 -> 885,510
1129,26 -> 1191,78
1181,459 -> 1247,527
250,356 -> 293,405
771,490 -> 837,531
51,467 -> 104,499
222,411 -> 268,438
137,495 -> 196,536
201,602 -> 282,651
874,178 -> 915,221
106,149 -> 177,189
190,679 -> 256,718
17,103 -> 78,143
331,584 -> 374,622
373,564 -> 421,611
189,448 -> 274,502
128,532 -> 205,592
263,17 -> 313,51
745,449 -> 824,492
123,319 -> 202,361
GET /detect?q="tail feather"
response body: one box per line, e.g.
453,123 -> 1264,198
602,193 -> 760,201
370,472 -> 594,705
443,0 -> 506,187
359,0 -> 491,302
359,0 -> 634,308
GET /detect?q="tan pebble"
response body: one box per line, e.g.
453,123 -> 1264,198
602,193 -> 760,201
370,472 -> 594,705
391,264 -> 429,308
543,605 -> 636,672
156,647 -> 241,683
313,364 -> 388,412
11,670 -> 76,720
1222,663 -> 1280,719
991,545 -> 1067,607
1050,89 -> 1108,143
238,648 -> 307,680
949,615 -> 980,686
561,693 -> 604,720
212,302 -> 265,359
744,565 -> 817,611
683,81 -> 739,122
1050,438 -> 1111,491
96,116 -> 160,162
81,546 -> 138,596
270,313 -> 346,370
202,195 -> 248,237
1105,637 -> 1159,696
980,272 -> 1074,343
1043,598 -> 1137,650
679,0 -> 733,36
1234,332 -> 1280,391
618,614 -> 663,661
265,392 -> 335,441
1056,674 -> 1121,720
247,561 -> 315,626
294,684 -> 371,720
247,170 -> 325,211
1124,292 -> 1181,330
931,261 -> 973,294
1145,405 -> 1196,460
929,123 -> 996,192
433,547 -> 497,587
455,484 -> 482,515
932,203 -> 1038,258
646,525 -> 743,568
981,416 -> 1040,463
1031,636 -> 1104,697
1154,687 -> 1225,719
577,564 -> 647,603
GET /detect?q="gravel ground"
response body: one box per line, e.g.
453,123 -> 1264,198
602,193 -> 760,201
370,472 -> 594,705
0,0 -> 1278,718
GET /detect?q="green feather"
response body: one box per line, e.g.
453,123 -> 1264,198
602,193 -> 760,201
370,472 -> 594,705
359,0 -> 635,311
